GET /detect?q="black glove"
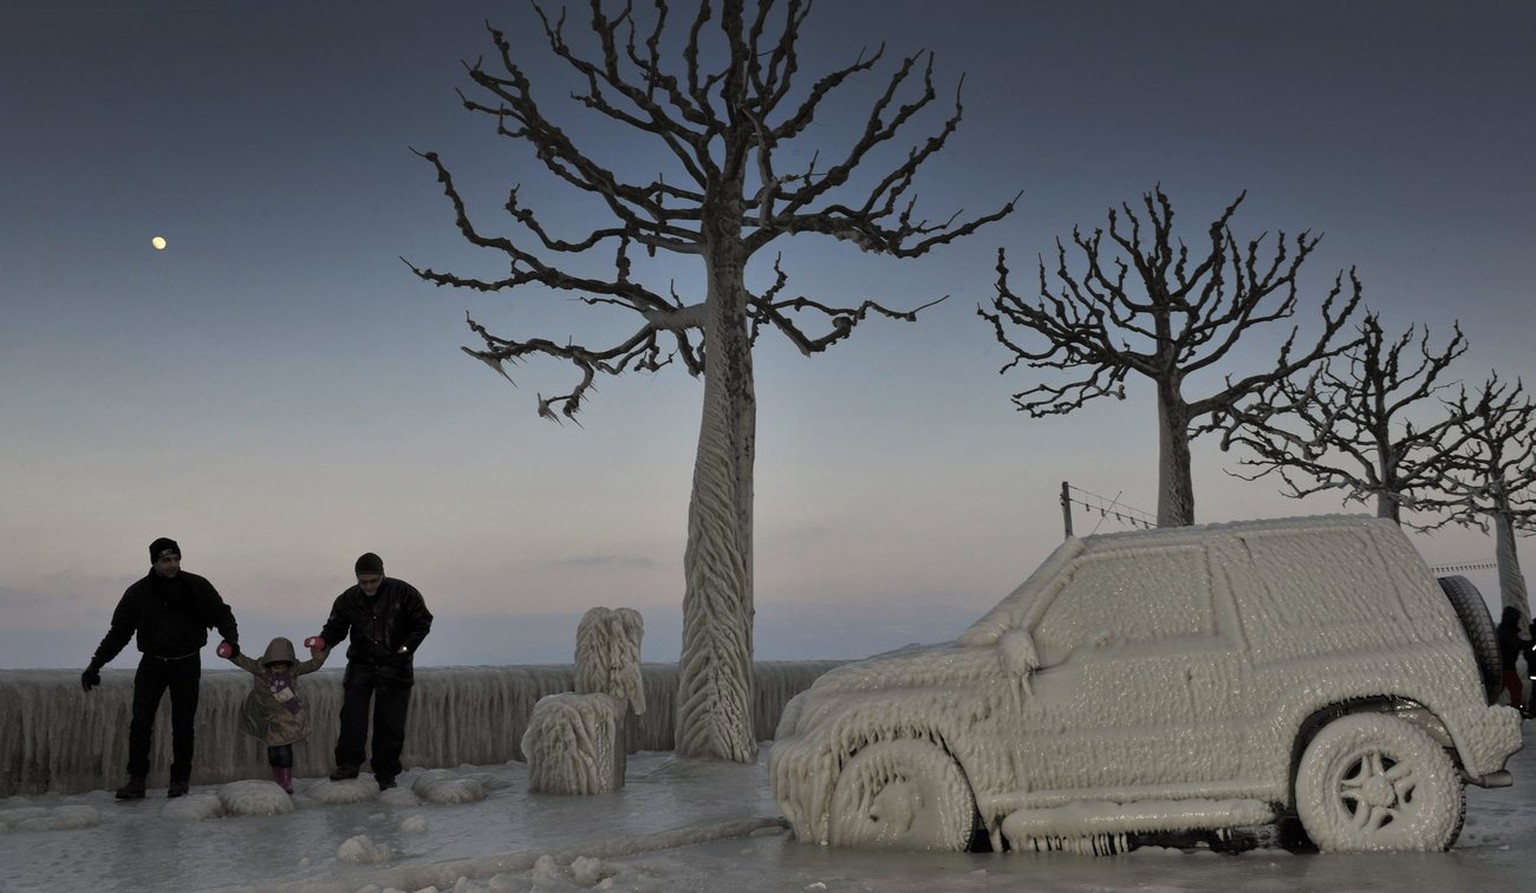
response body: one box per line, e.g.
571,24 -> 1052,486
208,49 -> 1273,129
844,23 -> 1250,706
81,666 -> 101,692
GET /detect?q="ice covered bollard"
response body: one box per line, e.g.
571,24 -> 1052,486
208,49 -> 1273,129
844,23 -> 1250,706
574,606 -> 646,717
521,692 -> 624,795
522,607 -> 645,794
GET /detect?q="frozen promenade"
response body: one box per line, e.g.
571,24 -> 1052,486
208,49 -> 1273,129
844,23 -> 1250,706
1,731 -> 1532,893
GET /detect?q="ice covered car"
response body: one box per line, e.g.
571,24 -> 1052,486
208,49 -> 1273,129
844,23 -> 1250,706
770,515 -> 1522,854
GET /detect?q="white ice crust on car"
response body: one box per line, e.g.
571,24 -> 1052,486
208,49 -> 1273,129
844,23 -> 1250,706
770,515 -> 1524,854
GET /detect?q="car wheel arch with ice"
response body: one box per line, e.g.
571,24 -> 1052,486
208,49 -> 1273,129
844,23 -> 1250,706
1294,713 -> 1465,853
826,738 -> 979,851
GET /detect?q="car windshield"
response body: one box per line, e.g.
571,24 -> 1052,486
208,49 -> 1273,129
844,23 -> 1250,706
957,538 -> 1084,647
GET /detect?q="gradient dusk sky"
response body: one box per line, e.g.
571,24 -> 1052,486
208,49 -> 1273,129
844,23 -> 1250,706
3,0 -> 1533,669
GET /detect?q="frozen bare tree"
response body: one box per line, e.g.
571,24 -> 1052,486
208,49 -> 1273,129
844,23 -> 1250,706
1219,314 -> 1471,526
1423,375 -> 1536,626
980,187 -> 1363,527
406,0 -> 1013,761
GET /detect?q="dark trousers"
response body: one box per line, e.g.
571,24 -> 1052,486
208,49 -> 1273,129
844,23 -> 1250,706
127,653 -> 201,782
1502,669 -> 1525,709
335,668 -> 412,778
267,744 -> 293,769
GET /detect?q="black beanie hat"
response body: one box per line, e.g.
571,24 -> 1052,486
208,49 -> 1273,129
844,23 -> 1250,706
149,537 -> 181,563
354,552 -> 384,575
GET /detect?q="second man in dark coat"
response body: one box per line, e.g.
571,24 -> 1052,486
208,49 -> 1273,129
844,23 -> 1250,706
313,552 -> 432,790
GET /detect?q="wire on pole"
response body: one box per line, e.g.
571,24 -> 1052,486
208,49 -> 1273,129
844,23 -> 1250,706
1060,481 -> 1156,539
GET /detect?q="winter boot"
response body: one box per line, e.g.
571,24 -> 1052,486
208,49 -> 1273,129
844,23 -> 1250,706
167,779 -> 189,798
273,767 -> 293,794
329,765 -> 359,781
115,776 -> 147,800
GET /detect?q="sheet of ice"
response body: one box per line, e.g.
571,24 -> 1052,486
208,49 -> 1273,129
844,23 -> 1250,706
1,744 -> 1533,893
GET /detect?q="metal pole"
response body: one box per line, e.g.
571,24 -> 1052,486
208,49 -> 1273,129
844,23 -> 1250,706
1061,481 -> 1073,539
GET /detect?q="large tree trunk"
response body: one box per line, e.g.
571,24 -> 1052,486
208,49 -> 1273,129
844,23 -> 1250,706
675,235 -> 758,762
1156,386 -> 1195,527
1492,478 -> 1531,628
1374,491 -> 1401,523
1375,438 -> 1402,523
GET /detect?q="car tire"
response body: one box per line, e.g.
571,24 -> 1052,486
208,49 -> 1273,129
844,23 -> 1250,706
1437,575 -> 1502,705
827,739 -> 977,851
1295,713 -> 1464,853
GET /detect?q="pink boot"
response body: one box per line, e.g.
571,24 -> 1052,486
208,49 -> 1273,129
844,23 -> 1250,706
273,767 -> 293,794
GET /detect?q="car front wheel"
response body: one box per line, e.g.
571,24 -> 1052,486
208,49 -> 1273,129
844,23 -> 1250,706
827,739 -> 976,850
1295,713 -> 1464,852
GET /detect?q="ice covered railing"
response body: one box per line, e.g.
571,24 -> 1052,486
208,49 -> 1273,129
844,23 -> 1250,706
0,660 -> 842,797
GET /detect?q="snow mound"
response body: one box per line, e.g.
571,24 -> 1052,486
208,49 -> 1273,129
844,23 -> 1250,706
381,786 -> 421,807
163,791 -> 224,821
218,779 -> 295,816
1,804 -> 101,832
413,768 -> 486,804
337,833 -> 393,863
400,814 -> 428,833
309,778 -> 380,804
462,768 -> 512,792
568,854 -> 611,886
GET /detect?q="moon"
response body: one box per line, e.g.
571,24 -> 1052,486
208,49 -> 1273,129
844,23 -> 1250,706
151,236 -> 167,250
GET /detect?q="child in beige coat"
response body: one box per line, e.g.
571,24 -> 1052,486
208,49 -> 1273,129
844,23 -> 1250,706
221,636 -> 327,793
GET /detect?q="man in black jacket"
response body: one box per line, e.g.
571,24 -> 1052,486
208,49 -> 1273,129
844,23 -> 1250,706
81,537 -> 240,799
313,552 -> 432,790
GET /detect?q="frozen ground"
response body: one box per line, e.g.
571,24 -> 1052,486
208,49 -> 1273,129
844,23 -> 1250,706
1,734 -> 1531,893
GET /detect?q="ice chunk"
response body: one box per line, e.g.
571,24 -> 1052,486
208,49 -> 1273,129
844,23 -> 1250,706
337,833 -> 393,863
310,777 -> 380,805
162,791 -> 224,821
218,779 -> 295,816
413,768 -> 486,804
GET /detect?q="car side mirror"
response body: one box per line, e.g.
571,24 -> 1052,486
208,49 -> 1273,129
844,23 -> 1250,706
998,628 -> 1040,676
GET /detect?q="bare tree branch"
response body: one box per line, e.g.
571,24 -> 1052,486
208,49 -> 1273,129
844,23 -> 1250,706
405,0 -> 1013,760
405,0 -> 1012,420
979,186 -> 1364,526
1219,314 -> 1472,528
1416,373 -> 1536,532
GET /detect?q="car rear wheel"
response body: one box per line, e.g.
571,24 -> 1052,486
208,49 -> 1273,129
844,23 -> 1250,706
827,739 -> 976,850
1437,575 -> 1501,704
1295,714 -> 1464,853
